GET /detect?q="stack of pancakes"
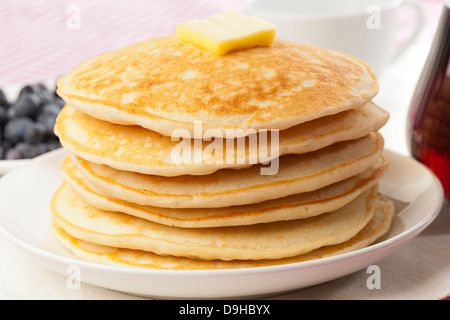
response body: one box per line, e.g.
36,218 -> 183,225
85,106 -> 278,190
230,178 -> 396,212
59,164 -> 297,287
52,35 -> 395,270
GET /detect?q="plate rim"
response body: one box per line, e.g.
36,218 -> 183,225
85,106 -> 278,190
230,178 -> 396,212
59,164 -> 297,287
0,148 -> 444,298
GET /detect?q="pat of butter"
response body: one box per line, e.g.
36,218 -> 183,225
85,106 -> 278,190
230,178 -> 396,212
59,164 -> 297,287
176,11 -> 277,56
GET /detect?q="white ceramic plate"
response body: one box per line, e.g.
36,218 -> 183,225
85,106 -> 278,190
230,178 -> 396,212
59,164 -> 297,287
0,148 -> 444,299
0,158 -> 30,175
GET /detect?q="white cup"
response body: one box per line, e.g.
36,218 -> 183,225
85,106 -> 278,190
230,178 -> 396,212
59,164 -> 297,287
244,0 -> 424,75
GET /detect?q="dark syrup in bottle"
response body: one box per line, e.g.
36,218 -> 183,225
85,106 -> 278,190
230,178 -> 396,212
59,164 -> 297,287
407,1 -> 450,199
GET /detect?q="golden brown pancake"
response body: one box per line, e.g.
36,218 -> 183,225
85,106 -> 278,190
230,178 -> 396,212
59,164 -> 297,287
56,35 -> 378,137
61,154 -> 388,228
54,102 -> 389,176
52,194 -> 394,269
69,132 -> 384,208
50,19 -> 393,273
51,182 -> 378,261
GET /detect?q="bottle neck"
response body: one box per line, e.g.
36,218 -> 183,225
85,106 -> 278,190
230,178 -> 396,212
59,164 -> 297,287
429,4 -> 449,65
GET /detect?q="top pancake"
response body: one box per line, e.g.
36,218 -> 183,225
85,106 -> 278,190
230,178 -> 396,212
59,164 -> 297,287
56,35 -> 378,137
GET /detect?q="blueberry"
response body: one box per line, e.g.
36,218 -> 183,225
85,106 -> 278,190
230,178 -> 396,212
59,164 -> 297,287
37,112 -> 57,133
1,140 -> 13,151
0,89 -> 9,109
23,122 -> 47,143
8,93 -> 41,119
19,83 -> 55,105
18,85 -> 39,101
0,82 -> 65,161
53,95 -> 65,108
17,85 -> 35,99
15,142 -> 40,159
0,142 -> 10,159
35,84 -> 53,105
40,102 -> 61,117
45,139 -> 61,152
3,117 -> 33,143
5,148 -> 22,160
36,143 -> 49,156
0,107 -> 9,127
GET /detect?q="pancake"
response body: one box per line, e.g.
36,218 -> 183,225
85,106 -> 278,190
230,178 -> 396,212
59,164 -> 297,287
51,182 -> 378,261
55,102 -> 389,176
56,35 -> 378,138
70,132 -> 384,208
52,193 -> 394,269
61,154 -> 388,228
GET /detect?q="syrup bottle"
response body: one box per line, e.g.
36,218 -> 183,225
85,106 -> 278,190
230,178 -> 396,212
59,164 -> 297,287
407,1 -> 450,199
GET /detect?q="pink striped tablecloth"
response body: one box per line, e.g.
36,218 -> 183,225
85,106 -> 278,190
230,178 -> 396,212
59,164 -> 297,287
0,0 -> 243,86
0,0 -> 445,87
